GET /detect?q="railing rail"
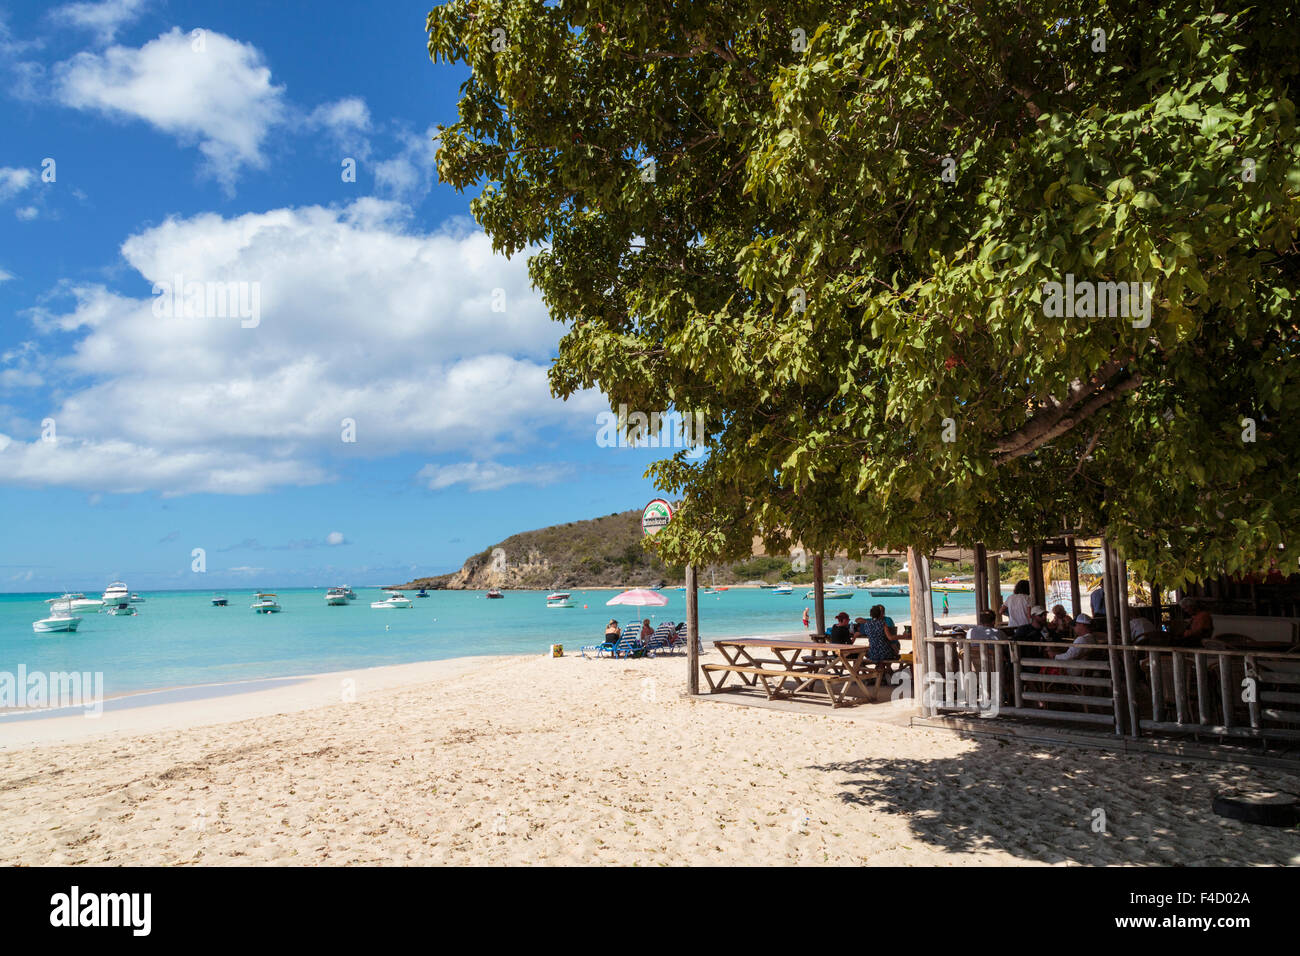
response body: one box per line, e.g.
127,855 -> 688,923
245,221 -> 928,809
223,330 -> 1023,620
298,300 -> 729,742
924,636 -> 1300,742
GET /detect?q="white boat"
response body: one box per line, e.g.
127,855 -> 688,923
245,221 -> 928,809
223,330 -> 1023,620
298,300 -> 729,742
546,592 -> 574,608
129,593 -> 145,603
772,582 -> 794,595
51,592 -> 104,613
101,581 -> 129,604
867,584 -> 909,597
34,601 -> 82,633
211,593 -> 228,606
105,601 -> 137,616
803,587 -> 855,600
324,587 -> 351,606
371,591 -> 413,609
251,592 -> 281,613
342,586 -> 358,601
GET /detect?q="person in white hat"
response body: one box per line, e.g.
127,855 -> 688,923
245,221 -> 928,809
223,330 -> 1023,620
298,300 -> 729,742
1012,605 -> 1051,643
1055,613 -> 1100,661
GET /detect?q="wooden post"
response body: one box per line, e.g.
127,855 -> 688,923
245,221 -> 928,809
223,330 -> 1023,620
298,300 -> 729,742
1028,544 -> 1045,609
974,543 -> 988,618
986,554 -> 1002,621
1066,536 -> 1081,619
686,564 -> 700,696
1118,549 -> 1140,736
1151,581 -> 1162,635
1100,539 -> 1125,735
908,547 -> 933,716
813,553 -> 826,638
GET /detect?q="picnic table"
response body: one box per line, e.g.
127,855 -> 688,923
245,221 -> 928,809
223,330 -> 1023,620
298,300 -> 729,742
703,637 -> 899,708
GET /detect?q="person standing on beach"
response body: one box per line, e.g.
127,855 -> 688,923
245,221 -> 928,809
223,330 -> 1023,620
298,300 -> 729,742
802,607 -> 810,628
941,593 -> 949,617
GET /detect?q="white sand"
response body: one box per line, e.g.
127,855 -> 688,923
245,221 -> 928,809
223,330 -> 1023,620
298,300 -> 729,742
1,648 -> 1297,866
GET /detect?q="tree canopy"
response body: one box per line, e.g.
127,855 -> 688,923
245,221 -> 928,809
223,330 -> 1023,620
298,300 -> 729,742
428,0 -> 1300,586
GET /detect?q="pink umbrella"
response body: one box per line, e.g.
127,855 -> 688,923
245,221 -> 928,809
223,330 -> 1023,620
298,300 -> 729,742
605,588 -> 669,607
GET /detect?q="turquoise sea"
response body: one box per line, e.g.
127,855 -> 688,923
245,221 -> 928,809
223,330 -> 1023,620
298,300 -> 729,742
0,587 -> 977,699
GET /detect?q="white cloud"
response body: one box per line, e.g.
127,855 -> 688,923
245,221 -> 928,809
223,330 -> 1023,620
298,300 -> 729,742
0,268 -> 13,283
56,0 -> 149,42
3,201 -> 601,495
418,461 -> 572,492
0,167 -> 34,200
15,206 -> 38,221
326,531 -> 345,545
375,127 -> 439,202
55,28 -> 286,191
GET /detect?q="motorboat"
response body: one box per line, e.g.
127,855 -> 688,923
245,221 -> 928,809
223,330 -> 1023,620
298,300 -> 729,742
371,591 -> 413,609
486,589 -> 504,599
105,601 -> 137,616
342,586 -> 358,601
101,581 -> 129,604
211,593 -> 228,606
933,579 -> 977,593
324,587 -> 350,606
546,592 -> 574,608
34,600 -> 82,633
129,593 -> 145,603
772,582 -> 794,595
867,584 -> 910,597
251,592 -> 282,613
803,587 -> 855,600
416,588 -> 430,598
52,592 -> 104,613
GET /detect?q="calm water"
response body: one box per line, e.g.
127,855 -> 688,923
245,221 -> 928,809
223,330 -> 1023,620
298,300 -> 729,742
0,587 -> 977,698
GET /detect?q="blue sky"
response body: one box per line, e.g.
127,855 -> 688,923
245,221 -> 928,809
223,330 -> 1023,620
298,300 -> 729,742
0,0 -> 678,592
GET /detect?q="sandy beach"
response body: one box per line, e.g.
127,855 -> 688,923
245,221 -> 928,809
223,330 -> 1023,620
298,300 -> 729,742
2,644 -> 1298,866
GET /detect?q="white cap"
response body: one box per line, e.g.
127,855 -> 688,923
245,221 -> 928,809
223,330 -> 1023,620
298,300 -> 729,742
1029,605 -> 1046,617
1075,613 -> 1092,625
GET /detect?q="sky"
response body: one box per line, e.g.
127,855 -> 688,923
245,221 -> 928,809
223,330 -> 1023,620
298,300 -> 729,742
0,0 -> 681,592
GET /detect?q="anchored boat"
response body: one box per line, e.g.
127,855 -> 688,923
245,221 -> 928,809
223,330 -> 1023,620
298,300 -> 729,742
251,592 -> 282,613
546,591 -> 574,608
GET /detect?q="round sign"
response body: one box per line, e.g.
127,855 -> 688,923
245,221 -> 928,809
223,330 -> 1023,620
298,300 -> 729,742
641,498 -> 674,536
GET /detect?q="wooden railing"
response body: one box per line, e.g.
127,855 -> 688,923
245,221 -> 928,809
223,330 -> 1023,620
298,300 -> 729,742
923,636 -> 1300,742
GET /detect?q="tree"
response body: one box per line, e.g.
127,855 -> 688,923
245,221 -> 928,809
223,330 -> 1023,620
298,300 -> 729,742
428,0 -> 1300,586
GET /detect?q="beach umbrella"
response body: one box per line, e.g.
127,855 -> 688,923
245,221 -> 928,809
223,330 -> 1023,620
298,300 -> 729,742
605,588 -> 669,607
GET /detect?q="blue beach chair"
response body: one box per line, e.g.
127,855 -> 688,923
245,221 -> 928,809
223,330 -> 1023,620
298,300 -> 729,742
611,623 -> 651,659
581,628 -> 621,658
649,621 -> 676,655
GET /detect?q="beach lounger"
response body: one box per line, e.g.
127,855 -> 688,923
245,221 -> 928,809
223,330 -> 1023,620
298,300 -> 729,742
611,623 -> 651,659
581,632 -> 621,658
649,621 -> 676,655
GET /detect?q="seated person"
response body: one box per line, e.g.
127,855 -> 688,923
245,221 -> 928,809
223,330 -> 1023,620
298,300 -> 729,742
967,609 -> 1002,641
1012,605 -> 1052,644
1055,613 -> 1100,661
828,611 -> 854,645
1130,617 -> 1157,645
1178,597 -> 1213,647
639,618 -> 654,643
861,604 -> 900,661
604,619 -> 621,643
851,616 -> 869,637
1049,604 -> 1073,641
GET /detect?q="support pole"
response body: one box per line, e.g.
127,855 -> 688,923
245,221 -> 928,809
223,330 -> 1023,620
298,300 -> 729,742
1067,535 -> 1081,619
974,543 -> 988,618
813,553 -> 826,638
1100,539 -> 1125,735
986,554 -> 1002,622
908,548 -> 933,716
1028,544 -> 1045,609
686,564 -> 700,695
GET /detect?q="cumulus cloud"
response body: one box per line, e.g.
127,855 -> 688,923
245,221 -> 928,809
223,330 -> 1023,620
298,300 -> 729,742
375,127 -> 439,202
418,461 -> 573,492
307,96 -> 371,156
0,167 -> 34,200
55,28 -> 286,191
55,0 -> 149,42
0,201 -> 600,495
326,531 -> 345,545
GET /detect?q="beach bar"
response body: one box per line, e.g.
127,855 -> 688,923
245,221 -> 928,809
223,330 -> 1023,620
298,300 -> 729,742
688,535 -> 1300,767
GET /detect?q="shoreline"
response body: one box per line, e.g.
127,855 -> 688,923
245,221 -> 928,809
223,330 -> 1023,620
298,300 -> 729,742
0,614 -> 977,750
